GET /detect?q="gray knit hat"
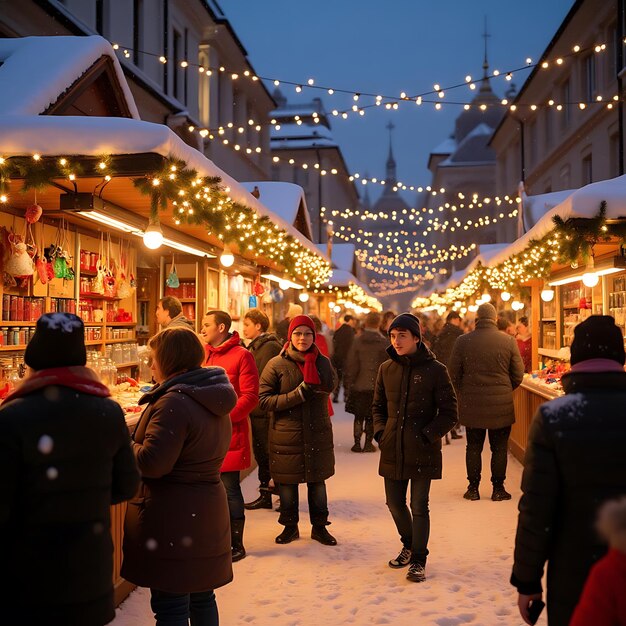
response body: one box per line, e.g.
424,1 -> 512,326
476,302 -> 497,321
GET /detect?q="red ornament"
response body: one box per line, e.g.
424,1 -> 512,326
254,281 -> 265,296
25,204 -> 43,224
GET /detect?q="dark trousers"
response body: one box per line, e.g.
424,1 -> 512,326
150,589 -> 218,626
250,416 -> 271,487
384,477 -> 432,566
278,481 -> 329,527
332,360 -> 345,400
220,471 -> 245,520
465,426 -> 512,486
350,390 -> 374,442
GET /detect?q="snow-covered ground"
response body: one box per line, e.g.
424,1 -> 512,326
113,403 -> 544,626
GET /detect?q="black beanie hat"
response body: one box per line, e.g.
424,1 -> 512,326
25,313 -> 87,371
570,315 -> 626,366
388,313 -> 422,340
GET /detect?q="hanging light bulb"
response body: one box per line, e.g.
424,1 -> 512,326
540,288 -> 555,302
333,305 -> 342,313
511,300 -> 524,311
220,243 -> 235,267
298,291 -> 310,303
279,279 -> 291,290
500,291 -> 511,302
468,304 -> 478,313
143,218 -> 163,250
481,292 -> 492,303
582,272 -> 599,287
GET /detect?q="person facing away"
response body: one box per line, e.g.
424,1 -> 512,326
344,310 -> 389,453
155,295 -> 195,330
511,315 -> 626,626
201,310 -> 259,562
379,310 -> 397,338
0,313 -> 139,626
372,313 -> 458,583
497,314 -> 517,337
258,314 -> 338,547
516,315 -> 532,374
331,313 -> 357,402
241,308 -> 282,511
122,327 -> 237,626
448,302 -> 525,502
570,496 -> 626,626
275,302 -> 303,345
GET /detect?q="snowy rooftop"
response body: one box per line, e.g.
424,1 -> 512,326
430,136 -> 457,156
325,268 -> 377,299
0,36 -> 139,118
316,243 -> 356,273
440,123 -> 495,166
270,137 -> 338,149
271,122 -> 334,141
521,187 -> 576,231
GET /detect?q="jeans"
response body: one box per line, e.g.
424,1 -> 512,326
250,417 -> 271,487
150,589 -> 218,626
465,426 -> 512,486
220,471 -> 245,521
384,476 -> 432,566
278,481 -> 329,527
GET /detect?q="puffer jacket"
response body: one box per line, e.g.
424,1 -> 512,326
431,322 -> 463,368
246,333 -> 282,419
122,367 -> 237,594
205,331 -> 259,472
511,369 -> 626,626
344,328 -> 389,393
372,343 -> 458,480
448,318 -> 524,429
258,347 -> 337,484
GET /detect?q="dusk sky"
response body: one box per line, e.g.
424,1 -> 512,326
220,0 -> 575,204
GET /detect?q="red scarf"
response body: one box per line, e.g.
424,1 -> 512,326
4,366 -> 111,402
286,342 -> 321,384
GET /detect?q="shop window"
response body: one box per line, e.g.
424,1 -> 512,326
132,0 -> 144,67
610,133 -> 620,178
198,48 -> 211,127
582,54 -> 596,102
582,154 -> 593,185
173,29 -> 182,101
560,79 -> 571,130
559,164 -> 571,189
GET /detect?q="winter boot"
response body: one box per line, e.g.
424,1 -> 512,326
406,561 -> 426,583
451,429 -> 463,440
244,488 -> 273,510
275,525 -> 299,544
388,546 -> 412,569
491,483 -> 512,501
351,441 -> 362,453
362,439 -> 376,453
463,483 -> 480,501
311,525 -> 337,546
231,518 -> 246,561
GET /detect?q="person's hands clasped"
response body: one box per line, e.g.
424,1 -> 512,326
298,381 -> 321,400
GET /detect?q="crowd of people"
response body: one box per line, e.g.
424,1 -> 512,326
0,298 -> 625,626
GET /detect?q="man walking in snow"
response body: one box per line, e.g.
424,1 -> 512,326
373,313 -> 457,583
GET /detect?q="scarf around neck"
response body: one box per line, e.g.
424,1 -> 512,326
286,342 -> 321,384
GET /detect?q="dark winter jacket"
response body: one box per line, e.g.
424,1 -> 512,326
332,323 -> 355,367
344,328 -> 389,393
275,317 -> 290,344
511,369 -> 626,626
258,347 -> 337,484
372,343 -> 458,480
122,367 -> 237,594
431,322 -> 463,368
246,332 -> 282,419
0,385 -> 139,626
165,313 -> 195,330
448,318 -> 525,429
205,331 -> 259,472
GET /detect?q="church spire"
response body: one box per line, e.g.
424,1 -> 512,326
482,16 -> 491,81
385,121 -> 397,188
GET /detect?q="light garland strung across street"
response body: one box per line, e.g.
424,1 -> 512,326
0,154 -> 331,288
311,282 -> 382,312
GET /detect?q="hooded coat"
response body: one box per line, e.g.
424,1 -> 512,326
122,367 -> 237,593
511,369 -> 626,626
246,332 -> 282,419
448,318 -> 525,429
372,343 -> 458,480
344,328 -> 390,394
205,331 -> 259,472
431,322 -> 463,368
258,346 -> 337,484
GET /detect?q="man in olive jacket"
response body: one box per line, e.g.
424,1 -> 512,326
373,313 -> 458,583
448,302 -> 524,502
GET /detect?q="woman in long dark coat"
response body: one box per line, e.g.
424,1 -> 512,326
258,314 -> 337,546
122,327 -> 237,626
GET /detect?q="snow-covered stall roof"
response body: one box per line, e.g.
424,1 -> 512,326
316,243 -> 356,273
325,269 -> 377,298
0,115 -> 329,263
0,36 -> 139,119
521,187 -> 576,231
240,181 -> 313,239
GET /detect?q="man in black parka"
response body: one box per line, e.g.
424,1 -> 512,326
373,313 -> 458,583
511,315 -> 626,626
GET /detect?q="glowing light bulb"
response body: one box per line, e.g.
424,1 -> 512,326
219,244 -> 235,267
143,220 -> 163,250
540,289 -> 555,302
582,272 -> 599,287
500,291 -> 511,302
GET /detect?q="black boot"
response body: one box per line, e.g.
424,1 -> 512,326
362,438 -> 376,453
311,525 -> 337,546
244,489 -> 273,510
350,441 -> 362,453
275,525 -> 299,544
231,518 -> 246,561
463,483 -> 480,501
491,483 -> 512,501
451,429 -> 463,440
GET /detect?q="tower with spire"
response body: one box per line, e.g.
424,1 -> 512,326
372,121 -> 409,213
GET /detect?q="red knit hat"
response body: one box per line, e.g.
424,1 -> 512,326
287,314 -> 316,341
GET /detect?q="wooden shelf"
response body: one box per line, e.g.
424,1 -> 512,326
79,268 -> 98,276
179,298 -> 196,303
562,304 -> 580,309
106,338 -> 136,344
85,340 -> 104,346
79,293 -> 122,301
541,318 -> 557,322
84,323 -> 104,328
108,321 -> 136,327
0,321 -> 38,326
0,345 -> 26,351
115,361 -> 139,368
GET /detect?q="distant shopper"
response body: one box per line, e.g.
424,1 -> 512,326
156,296 -> 194,330
570,497 -> 626,626
497,315 -> 516,336
310,315 -> 331,357
0,313 -> 139,626
511,316 -> 626,626
242,308 -> 282,511
331,314 -> 357,402
123,327 -> 237,626
448,303 -> 524,502
516,316 -> 532,373
373,313 -> 458,583
379,310 -> 396,337
344,311 -> 389,452
275,303 -> 303,344
258,315 -> 338,547
202,310 -> 259,561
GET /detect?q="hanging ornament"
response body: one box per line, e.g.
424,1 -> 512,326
254,280 -> 265,296
25,203 -> 43,224
248,294 -> 258,308
270,287 -> 284,303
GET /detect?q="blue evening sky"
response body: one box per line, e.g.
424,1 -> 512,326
219,0 -> 575,204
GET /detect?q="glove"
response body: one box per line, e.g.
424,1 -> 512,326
297,381 -> 317,400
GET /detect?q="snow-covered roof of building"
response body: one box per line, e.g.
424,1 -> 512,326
240,181 -> 313,239
315,243 -> 355,273
271,122 -> 335,142
430,136 -> 457,156
0,36 -> 139,119
0,115 -> 328,262
521,187 -> 576,231
325,268 -> 377,298
271,137 -> 338,149
440,123 -> 495,166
